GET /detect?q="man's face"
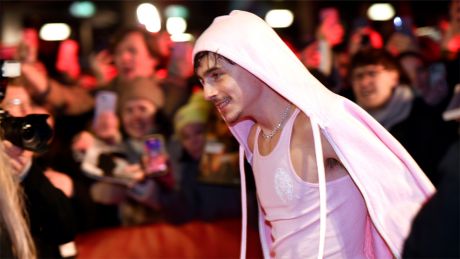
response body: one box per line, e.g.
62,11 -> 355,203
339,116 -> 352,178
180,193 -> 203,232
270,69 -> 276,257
195,54 -> 262,124
399,55 -> 427,92
351,64 -> 399,111
180,123 -> 206,160
93,111 -> 120,141
113,32 -> 157,80
121,99 -> 157,139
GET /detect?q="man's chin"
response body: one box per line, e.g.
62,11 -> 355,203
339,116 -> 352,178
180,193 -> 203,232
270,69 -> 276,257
222,114 -> 241,126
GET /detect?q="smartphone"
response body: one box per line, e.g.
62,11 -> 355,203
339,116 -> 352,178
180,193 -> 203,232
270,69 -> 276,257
1,60 -> 21,78
143,134 -> 168,176
94,90 -> 117,117
0,60 -> 21,100
428,63 -> 447,88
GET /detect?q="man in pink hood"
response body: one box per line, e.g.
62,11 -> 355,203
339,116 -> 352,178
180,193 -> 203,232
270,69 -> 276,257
193,10 -> 434,258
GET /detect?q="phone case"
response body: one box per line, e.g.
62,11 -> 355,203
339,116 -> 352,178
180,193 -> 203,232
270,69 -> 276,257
143,134 -> 168,176
94,91 -> 117,117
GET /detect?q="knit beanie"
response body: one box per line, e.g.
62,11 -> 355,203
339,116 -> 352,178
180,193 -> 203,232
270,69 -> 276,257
117,77 -> 165,111
174,90 -> 212,135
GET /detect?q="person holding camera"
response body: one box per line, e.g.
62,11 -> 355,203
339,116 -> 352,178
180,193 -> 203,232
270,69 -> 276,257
0,138 -> 36,259
0,78 -> 77,258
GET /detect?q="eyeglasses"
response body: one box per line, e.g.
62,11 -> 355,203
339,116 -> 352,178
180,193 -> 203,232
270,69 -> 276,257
352,66 -> 386,81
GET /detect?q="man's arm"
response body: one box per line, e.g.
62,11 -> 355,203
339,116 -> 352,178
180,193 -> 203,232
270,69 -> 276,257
21,62 -> 95,115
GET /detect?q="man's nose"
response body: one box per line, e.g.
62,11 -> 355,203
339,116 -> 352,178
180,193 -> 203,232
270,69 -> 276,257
119,51 -> 131,62
202,84 -> 217,101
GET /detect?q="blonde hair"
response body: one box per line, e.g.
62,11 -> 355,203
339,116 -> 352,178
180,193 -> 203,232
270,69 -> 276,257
0,143 -> 36,259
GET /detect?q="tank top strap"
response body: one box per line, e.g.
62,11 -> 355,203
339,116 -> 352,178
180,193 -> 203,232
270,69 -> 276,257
279,108 -> 301,142
254,125 -> 262,154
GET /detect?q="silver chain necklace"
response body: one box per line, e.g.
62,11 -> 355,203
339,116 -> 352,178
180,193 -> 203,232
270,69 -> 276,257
261,104 -> 292,140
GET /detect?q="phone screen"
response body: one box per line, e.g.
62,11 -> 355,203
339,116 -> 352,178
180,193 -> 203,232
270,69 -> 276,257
1,60 -> 21,78
143,134 -> 168,175
94,91 -> 117,117
428,63 -> 447,88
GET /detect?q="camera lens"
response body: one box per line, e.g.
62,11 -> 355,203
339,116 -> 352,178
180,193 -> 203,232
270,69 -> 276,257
0,113 -> 52,152
21,123 -> 35,141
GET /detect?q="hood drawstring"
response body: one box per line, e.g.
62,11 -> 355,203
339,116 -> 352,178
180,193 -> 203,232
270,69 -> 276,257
311,119 -> 327,259
239,146 -> 248,259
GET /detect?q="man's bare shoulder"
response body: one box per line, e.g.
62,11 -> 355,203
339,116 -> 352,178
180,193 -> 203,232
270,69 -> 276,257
292,111 -> 312,140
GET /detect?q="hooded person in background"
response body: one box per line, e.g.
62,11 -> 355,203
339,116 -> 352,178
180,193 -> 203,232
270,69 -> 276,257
193,10 -> 434,258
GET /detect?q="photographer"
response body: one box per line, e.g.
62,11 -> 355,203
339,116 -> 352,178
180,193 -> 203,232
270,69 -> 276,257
1,78 -> 77,258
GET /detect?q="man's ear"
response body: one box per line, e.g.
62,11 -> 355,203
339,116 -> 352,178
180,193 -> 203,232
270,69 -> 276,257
388,69 -> 400,89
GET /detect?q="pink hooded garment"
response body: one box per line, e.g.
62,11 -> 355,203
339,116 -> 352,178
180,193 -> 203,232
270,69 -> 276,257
193,10 -> 435,259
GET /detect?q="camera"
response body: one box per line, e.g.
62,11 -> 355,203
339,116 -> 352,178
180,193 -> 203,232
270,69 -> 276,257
0,60 -> 52,152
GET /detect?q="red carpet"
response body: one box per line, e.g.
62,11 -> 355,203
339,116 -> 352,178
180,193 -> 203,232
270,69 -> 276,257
75,218 -> 263,258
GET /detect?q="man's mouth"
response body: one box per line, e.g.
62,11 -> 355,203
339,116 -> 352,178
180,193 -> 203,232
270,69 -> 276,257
360,87 -> 375,97
216,96 -> 231,110
122,67 -> 133,75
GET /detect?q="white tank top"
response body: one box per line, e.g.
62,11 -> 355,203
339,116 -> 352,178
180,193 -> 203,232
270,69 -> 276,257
252,109 -> 371,258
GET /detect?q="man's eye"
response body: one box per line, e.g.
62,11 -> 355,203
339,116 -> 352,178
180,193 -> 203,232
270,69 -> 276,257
211,72 -> 222,80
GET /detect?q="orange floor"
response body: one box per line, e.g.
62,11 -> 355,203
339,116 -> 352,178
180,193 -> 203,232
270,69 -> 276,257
75,218 -> 263,258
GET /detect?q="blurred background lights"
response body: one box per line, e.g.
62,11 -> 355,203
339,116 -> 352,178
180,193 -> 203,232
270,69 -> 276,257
367,3 -> 395,21
39,23 -> 71,41
393,16 -> 402,27
166,17 -> 187,35
170,33 -> 194,42
165,5 -> 189,18
69,1 -> 96,18
137,3 -> 161,32
265,9 -> 294,28
415,26 -> 442,41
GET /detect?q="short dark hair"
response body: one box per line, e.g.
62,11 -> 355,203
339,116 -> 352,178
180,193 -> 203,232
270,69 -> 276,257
108,27 -> 161,59
350,48 -> 400,71
349,48 -> 411,85
193,51 -> 235,74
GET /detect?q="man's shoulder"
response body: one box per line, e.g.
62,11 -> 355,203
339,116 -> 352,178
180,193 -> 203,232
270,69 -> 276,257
292,111 -> 312,136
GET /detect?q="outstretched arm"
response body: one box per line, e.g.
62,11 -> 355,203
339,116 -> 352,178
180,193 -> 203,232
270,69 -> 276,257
21,62 -> 95,115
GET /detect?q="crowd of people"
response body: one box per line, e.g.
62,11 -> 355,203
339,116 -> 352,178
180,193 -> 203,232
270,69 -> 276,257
0,2 -> 459,258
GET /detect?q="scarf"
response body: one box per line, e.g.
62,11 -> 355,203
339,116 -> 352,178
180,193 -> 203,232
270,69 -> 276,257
369,85 -> 414,130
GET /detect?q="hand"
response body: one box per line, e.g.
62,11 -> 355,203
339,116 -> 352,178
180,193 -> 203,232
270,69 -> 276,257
2,140 -> 33,177
348,27 -> 383,55
317,18 -> 344,47
92,111 -> 121,144
89,50 -> 116,85
71,131 -> 95,161
299,41 -> 321,70
44,169 -> 74,197
142,153 -> 168,176
21,62 -> 49,96
121,164 -> 145,182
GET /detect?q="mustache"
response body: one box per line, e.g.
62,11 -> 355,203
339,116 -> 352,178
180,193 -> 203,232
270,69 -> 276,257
211,96 -> 230,106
